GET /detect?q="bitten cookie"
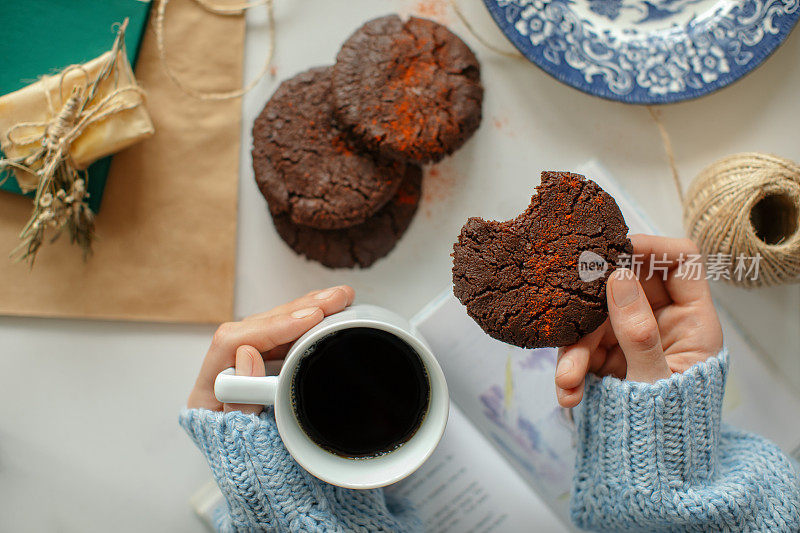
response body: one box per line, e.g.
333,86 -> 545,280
452,172 -> 633,348
252,66 -> 405,230
332,15 -> 483,164
271,165 -> 422,269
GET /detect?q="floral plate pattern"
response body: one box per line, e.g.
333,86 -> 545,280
483,0 -> 800,103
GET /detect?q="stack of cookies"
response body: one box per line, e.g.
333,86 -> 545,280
252,14 -> 483,269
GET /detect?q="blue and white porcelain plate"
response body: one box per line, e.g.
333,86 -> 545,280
483,0 -> 800,103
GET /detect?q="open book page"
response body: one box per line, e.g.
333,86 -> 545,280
386,403 -> 566,532
412,294 -> 576,526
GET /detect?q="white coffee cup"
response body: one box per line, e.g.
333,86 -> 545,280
214,304 -> 449,489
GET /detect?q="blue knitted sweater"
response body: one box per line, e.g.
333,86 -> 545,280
180,351 -> 800,532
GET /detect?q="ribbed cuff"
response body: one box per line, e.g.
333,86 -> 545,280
574,349 -> 728,494
179,407 -> 295,530
179,408 -> 421,532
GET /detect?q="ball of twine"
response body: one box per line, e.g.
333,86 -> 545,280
683,153 -> 800,288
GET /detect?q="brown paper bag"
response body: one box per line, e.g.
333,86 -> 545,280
0,2 -> 243,324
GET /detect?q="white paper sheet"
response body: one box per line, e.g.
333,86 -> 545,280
386,404 -> 567,532
412,292 -> 576,526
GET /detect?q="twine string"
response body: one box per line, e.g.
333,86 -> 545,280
53,65 -> 90,114
154,0 -> 275,100
646,106 -> 683,203
683,153 -> 800,287
645,109 -> 800,287
6,85 -> 145,159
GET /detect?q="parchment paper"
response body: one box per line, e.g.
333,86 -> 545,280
0,1 -> 243,323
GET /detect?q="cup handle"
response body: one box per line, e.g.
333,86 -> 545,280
214,368 -> 278,405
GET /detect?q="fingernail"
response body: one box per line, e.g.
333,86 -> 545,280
313,287 -> 340,300
556,356 -> 573,377
611,270 -> 639,307
235,346 -> 254,376
291,307 -> 319,319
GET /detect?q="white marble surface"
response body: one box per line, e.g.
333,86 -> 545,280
1,1 -> 798,531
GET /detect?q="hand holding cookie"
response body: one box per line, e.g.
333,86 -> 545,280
554,235 -> 724,408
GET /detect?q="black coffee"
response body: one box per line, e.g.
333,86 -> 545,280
292,328 -> 430,458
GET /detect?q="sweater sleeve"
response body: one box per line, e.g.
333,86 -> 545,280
571,349 -> 800,532
179,407 -> 421,533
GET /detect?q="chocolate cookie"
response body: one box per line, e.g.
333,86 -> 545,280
253,66 -> 405,230
332,15 -> 483,164
452,172 -> 633,348
272,165 -> 422,269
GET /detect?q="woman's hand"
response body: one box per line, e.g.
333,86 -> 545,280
187,285 -> 355,415
555,235 -> 723,408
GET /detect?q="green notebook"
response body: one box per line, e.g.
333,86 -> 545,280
0,0 -> 151,212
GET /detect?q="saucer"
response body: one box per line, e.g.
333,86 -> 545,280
483,0 -> 800,103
